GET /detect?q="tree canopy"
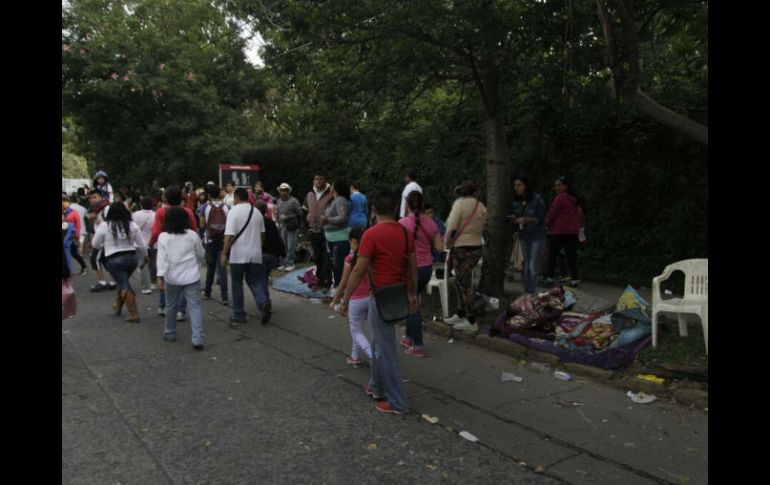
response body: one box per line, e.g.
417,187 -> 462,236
62,0 -> 708,286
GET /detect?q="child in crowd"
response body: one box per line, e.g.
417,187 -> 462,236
330,226 -> 372,368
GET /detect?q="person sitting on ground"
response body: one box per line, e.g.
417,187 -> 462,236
157,206 -> 206,350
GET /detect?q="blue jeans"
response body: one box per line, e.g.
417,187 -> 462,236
521,236 -> 546,294
327,240 -> 351,288
205,240 -> 228,300
258,254 -> 279,305
159,288 -> 187,313
405,265 -> 433,347
368,299 -> 409,413
230,262 -> 268,319
164,280 -> 204,345
104,252 -> 139,291
279,225 -> 298,266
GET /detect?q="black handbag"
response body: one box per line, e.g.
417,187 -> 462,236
370,225 -> 410,323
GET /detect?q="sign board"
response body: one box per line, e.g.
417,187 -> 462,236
219,164 -> 260,188
62,178 -> 91,195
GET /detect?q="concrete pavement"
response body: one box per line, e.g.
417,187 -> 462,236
62,269 -> 707,484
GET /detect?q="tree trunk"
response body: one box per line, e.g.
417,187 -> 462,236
479,71 -> 511,299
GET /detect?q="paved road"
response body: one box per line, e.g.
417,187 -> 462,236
62,271 -> 707,484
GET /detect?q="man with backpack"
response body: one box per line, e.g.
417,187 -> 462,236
200,185 -> 230,304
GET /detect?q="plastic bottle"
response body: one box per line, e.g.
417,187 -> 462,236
553,371 -> 573,381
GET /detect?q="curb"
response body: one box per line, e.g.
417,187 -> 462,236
420,318 -> 707,411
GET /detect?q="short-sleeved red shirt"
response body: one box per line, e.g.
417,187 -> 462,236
358,222 -> 415,289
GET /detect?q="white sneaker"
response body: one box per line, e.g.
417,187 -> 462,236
158,308 -> 165,316
176,312 -> 186,321
443,314 -> 463,325
277,265 -> 286,272
141,289 -> 152,295
452,319 -> 478,332
284,265 -> 295,272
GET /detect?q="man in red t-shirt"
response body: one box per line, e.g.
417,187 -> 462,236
339,188 -> 417,415
149,184 -> 199,319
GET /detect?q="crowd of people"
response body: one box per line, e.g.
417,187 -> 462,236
62,168 -> 586,415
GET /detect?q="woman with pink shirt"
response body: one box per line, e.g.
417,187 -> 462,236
544,176 -> 583,287
329,226 -> 372,368
398,191 -> 445,357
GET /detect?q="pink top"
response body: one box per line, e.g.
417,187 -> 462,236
345,253 -> 370,300
545,192 -> 582,235
399,214 -> 439,268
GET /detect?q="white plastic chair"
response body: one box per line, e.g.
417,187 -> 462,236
651,259 -> 708,354
426,251 -> 482,318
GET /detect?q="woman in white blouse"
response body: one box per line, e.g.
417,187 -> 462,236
92,202 -> 147,322
157,206 -> 206,350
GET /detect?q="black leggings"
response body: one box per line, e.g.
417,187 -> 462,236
547,235 -> 579,280
70,239 -> 87,271
90,247 -> 105,271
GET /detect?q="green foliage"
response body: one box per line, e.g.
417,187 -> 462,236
62,0 -> 265,190
62,0 -> 707,285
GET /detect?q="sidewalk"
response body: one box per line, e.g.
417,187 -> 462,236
63,269 -> 707,484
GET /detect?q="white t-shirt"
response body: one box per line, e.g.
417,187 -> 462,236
400,181 -> 423,218
92,221 -> 147,258
225,203 -> 265,264
71,203 -> 87,236
156,229 -> 205,286
132,210 -> 156,246
223,193 -> 235,207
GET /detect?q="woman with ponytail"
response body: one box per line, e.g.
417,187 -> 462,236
398,191 -> 444,357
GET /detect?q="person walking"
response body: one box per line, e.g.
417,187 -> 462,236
443,180 -> 487,332
132,196 -> 157,295
200,185 -> 230,304
92,202 -> 147,322
220,188 -> 271,325
157,206 -> 206,350
338,188 -> 418,415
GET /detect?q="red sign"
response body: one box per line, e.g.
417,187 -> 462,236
219,164 -> 260,188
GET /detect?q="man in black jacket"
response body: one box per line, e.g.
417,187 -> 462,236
255,201 -> 285,323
